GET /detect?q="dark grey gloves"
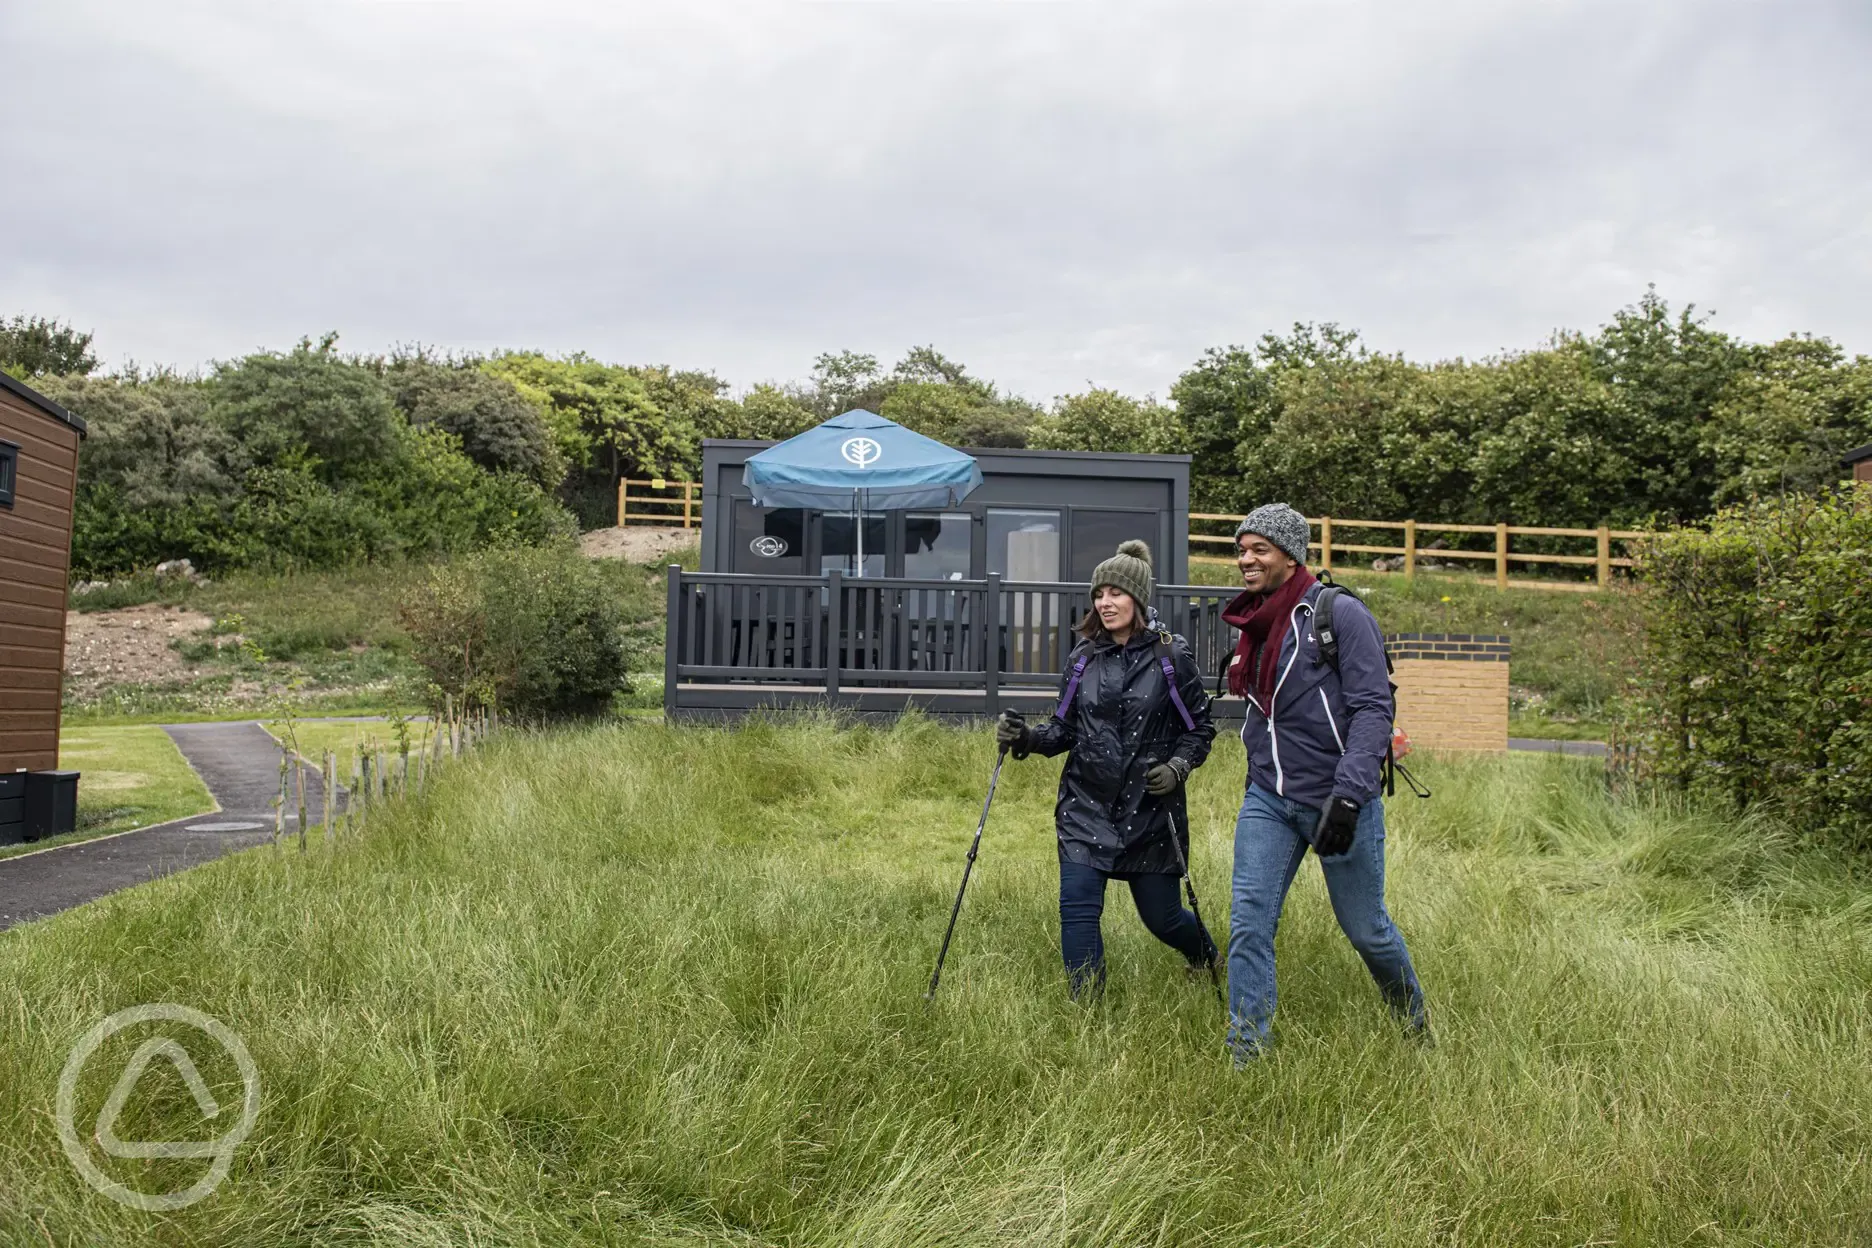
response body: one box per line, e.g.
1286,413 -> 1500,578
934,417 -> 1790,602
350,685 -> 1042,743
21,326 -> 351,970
1313,796 -> 1360,857
1145,756 -> 1190,795
995,710 -> 1029,751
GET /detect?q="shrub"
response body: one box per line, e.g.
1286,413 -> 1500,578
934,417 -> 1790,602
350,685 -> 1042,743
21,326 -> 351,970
391,361 -> 564,487
400,545 -> 628,719
211,334 -> 403,484
1623,484 -> 1872,851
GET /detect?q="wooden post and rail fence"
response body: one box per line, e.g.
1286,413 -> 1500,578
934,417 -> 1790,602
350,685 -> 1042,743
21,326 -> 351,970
618,477 -> 702,529
1189,514 -> 1647,592
617,478 -> 1645,592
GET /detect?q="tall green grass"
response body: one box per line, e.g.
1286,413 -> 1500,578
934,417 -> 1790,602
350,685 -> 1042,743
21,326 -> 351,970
1,718 -> 1866,1244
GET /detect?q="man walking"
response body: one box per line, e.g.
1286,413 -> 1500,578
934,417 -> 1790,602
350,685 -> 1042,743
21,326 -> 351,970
1221,503 -> 1427,1059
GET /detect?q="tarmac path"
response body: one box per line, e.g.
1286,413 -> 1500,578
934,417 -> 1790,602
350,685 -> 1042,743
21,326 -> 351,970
0,721 -> 334,932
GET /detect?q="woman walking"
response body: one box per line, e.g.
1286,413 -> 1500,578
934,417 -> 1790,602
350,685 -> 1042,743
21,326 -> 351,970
995,541 -> 1219,997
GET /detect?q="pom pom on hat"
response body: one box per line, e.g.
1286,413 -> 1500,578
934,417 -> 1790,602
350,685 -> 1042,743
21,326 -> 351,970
1090,540 -> 1155,607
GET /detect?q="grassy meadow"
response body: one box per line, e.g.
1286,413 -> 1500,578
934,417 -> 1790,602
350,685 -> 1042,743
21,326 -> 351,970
1,717 -> 1866,1244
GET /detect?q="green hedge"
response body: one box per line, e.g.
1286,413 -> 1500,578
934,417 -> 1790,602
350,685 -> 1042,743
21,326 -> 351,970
1625,484 -> 1872,850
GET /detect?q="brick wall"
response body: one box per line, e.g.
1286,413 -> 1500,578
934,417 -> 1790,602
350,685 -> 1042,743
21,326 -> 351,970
1384,633 -> 1509,753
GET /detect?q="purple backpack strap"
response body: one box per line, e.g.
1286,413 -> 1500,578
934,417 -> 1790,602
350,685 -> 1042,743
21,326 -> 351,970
1054,650 -> 1091,720
1157,650 -> 1198,733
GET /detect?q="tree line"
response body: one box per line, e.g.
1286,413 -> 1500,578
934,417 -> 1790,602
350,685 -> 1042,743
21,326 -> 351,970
3,290 -> 1866,577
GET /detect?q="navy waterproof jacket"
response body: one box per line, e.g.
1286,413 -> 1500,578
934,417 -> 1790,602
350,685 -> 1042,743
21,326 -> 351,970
1231,582 -> 1392,809
1018,628 -> 1216,876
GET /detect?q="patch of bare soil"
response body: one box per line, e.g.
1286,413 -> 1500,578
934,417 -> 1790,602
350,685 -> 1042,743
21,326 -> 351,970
63,604 -> 216,696
579,526 -> 698,563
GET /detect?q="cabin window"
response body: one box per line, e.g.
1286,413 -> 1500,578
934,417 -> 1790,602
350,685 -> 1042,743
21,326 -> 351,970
819,512 -> 887,578
731,500 -> 806,574
1069,508 -> 1159,584
0,441 -> 17,508
903,512 -> 972,581
986,508 -> 1061,582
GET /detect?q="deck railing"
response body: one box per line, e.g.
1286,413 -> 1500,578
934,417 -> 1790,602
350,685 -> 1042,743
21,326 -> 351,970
664,568 -> 1240,713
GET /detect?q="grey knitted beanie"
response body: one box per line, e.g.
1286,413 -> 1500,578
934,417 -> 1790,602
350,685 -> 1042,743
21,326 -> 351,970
1235,503 -> 1310,566
1090,540 -> 1154,609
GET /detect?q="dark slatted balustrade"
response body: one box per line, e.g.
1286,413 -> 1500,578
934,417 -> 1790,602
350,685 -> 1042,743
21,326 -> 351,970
665,568 -> 1245,721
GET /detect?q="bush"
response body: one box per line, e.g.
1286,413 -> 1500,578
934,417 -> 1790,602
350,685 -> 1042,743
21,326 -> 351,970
391,361 -> 564,487
400,545 -> 628,719
1623,484 -> 1872,851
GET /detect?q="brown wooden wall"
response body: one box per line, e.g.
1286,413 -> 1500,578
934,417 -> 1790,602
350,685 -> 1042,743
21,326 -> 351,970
0,389 -> 79,771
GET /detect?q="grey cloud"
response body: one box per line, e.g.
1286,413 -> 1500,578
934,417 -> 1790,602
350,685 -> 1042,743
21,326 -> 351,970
5,1 -> 1869,396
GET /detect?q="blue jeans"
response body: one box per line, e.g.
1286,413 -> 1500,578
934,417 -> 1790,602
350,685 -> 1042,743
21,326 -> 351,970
1226,783 -> 1425,1053
1059,861 -> 1217,997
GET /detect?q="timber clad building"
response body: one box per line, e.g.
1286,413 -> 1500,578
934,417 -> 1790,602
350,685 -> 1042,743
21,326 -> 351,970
1,373 -> 85,786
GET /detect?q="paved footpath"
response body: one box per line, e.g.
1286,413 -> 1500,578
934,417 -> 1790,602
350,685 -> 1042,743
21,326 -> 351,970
0,722 -> 336,932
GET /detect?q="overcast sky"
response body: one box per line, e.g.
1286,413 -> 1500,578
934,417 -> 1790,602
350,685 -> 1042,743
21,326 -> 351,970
6,1 -> 1870,399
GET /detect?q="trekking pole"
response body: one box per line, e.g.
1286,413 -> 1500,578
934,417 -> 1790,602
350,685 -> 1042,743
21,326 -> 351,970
1165,806 -> 1224,1008
925,743 -> 1011,1002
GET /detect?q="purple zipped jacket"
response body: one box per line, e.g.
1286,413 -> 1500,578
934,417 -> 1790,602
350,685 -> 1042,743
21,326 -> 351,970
1229,581 -> 1392,809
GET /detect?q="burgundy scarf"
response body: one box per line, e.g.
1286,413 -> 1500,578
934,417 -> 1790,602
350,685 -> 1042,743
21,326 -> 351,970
1221,565 -> 1317,711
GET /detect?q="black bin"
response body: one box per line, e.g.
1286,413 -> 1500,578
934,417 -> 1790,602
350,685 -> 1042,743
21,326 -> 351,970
0,771 -> 24,846
24,770 -> 80,842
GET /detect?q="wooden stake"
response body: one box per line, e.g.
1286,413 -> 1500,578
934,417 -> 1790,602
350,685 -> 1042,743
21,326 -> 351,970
296,759 -> 308,854
323,752 -> 336,843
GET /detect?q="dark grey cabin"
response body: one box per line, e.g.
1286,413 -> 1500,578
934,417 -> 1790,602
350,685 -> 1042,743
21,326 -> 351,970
666,441 -> 1244,721
698,441 -> 1192,583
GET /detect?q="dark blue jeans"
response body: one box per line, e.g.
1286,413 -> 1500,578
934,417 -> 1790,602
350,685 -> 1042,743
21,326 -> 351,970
1227,783 -> 1425,1055
1059,860 -> 1217,996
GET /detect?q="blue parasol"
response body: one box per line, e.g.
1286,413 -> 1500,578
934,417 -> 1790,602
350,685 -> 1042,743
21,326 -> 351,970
742,410 -> 983,575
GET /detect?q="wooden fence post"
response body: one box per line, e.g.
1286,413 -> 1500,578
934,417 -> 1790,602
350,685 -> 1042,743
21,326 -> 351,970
1597,525 -> 1611,587
296,761 -> 308,854
1320,516 -> 1333,573
1495,523 -> 1509,589
323,752 -> 335,842
684,483 -> 694,529
275,749 -> 287,850
1403,519 -> 1417,580
618,479 -> 628,528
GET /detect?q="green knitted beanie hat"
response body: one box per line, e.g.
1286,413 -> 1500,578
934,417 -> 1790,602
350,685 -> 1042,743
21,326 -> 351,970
1090,540 -> 1154,611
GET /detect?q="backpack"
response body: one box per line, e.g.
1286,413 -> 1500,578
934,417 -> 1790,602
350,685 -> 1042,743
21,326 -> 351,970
1054,630 -> 1199,734
1225,571 -> 1430,800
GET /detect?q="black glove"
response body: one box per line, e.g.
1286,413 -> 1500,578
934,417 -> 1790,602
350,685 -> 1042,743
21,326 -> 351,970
1145,757 -> 1189,796
1313,796 -> 1360,857
995,710 -> 1029,751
